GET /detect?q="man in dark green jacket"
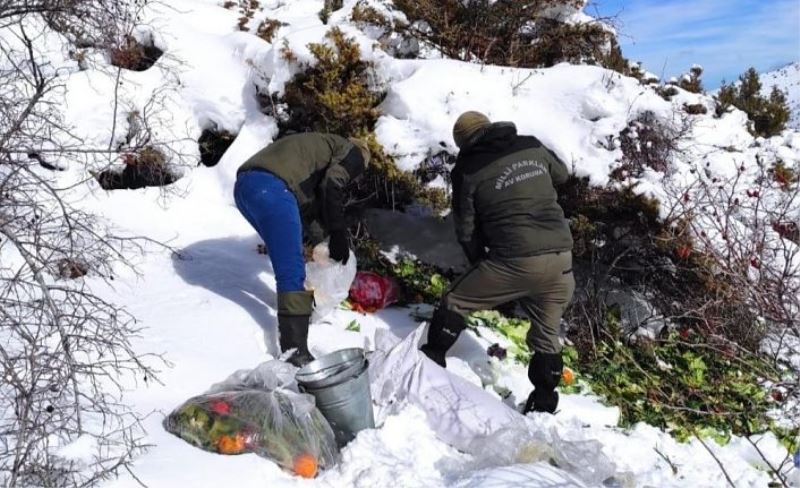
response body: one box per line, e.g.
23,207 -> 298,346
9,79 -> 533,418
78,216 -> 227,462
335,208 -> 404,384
235,132 -> 370,367
420,111 -> 575,414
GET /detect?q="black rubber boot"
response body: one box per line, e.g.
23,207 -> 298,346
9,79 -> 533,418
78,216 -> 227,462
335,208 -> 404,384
277,315 -> 314,367
420,306 -> 466,368
523,352 -> 563,414
277,291 -> 316,368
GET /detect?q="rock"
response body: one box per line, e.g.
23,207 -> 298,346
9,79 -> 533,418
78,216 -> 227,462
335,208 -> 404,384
198,128 -> 236,167
603,287 -> 668,337
364,209 -> 468,272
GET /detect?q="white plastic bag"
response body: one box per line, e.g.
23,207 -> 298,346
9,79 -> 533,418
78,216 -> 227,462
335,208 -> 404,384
550,433 -> 618,486
305,241 -> 357,324
369,328 -> 631,487
208,359 -> 300,396
452,463 -> 587,488
466,426 -> 627,487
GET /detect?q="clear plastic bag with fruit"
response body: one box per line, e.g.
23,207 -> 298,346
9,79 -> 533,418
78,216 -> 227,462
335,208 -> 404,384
163,361 -> 338,478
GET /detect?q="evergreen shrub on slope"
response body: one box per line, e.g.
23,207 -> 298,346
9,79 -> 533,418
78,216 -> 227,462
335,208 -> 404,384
278,28 -> 448,214
716,68 -> 791,138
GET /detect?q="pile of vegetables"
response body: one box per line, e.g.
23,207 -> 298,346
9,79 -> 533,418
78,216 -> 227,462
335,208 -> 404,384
163,389 -> 338,478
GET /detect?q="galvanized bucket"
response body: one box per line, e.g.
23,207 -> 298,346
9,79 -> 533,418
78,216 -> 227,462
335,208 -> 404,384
296,348 -> 375,446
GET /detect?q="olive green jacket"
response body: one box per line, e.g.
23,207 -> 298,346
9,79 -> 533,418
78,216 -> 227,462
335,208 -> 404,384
238,132 -> 364,242
452,123 -> 573,261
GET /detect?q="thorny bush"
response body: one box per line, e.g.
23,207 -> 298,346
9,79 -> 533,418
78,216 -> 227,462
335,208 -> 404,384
611,111 -> 689,180
546,121 -> 798,475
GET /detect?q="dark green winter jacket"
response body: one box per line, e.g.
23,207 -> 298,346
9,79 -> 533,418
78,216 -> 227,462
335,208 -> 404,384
237,132 -> 365,242
451,122 -> 573,262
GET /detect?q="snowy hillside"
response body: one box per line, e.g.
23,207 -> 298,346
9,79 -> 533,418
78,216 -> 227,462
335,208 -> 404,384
762,62 -> 800,129
2,0 -> 799,487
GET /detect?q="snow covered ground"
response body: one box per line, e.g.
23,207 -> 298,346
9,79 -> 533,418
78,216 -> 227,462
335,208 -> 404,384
6,0 -> 800,486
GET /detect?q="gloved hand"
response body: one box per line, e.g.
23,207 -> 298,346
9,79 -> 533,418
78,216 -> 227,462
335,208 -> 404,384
328,231 -> 350,264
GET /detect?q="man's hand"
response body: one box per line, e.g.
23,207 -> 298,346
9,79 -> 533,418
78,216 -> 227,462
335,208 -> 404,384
329,231 -> 350,264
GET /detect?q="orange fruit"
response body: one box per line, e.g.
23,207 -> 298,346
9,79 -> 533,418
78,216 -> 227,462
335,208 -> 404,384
293,453 -> 318,478
561,367 -> 575,386
216,434 -> 246,455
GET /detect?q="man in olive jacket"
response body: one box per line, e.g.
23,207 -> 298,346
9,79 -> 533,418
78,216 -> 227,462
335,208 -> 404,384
420,112 -> 575,414
236,132 -> 370,367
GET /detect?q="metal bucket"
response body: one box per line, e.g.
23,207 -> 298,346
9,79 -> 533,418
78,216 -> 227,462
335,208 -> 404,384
296,348 -> 375,447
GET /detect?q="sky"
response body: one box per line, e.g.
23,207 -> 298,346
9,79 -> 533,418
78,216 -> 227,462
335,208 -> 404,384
591,0 -> 800,88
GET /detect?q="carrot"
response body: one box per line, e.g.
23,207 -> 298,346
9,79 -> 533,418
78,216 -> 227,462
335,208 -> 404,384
293,453 -> 318,478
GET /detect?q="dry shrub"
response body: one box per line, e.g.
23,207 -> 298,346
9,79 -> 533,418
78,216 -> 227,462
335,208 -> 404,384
347,132 -> 450,213
771,160 -> 797,191
611,111 -> 685,180
561,167 -> 776,354
350,1 -> 419,58
772,220 -> 799,244
2,1 -> 168,483
650,64 -> 704,102
597,39 -> 630,76
198,127 -> 237,167
109,35 -> 163,71
678,65 -> 704,94
319,0 -> 344,24
256,18 -> 286,43
525,19 -> 616,68
57,258 -> 90,279
351,3 -> 390,26
94,146 -> 178,190
656,84 -> 680,101
683,103 -> 708,115
597,157 -> 797,352
391,0 -> 623,70
661,160 -> 800,353
558,176 -> 662,260
236,0 -> 261,31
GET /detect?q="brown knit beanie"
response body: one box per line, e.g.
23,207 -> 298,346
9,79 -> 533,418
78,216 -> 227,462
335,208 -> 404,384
453,111 -> 491,148
348,137 -> 371,168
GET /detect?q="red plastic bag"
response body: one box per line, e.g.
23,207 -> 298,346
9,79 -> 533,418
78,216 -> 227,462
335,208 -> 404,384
348,271 -> 399,313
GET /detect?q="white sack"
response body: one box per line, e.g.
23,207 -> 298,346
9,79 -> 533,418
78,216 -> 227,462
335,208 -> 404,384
368,325 -> 523,452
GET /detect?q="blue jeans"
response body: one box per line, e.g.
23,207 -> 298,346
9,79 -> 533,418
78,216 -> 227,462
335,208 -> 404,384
234,170 -> 305,293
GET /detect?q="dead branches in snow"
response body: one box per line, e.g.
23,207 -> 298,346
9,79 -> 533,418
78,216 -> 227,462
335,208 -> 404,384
0,2 -> 177,486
